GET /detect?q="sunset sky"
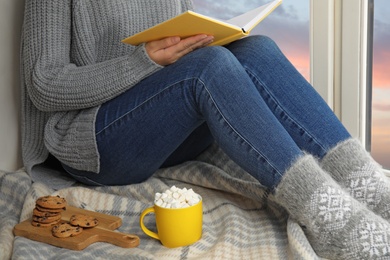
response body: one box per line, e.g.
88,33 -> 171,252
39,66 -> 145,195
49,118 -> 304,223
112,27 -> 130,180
193,0 -> 390,169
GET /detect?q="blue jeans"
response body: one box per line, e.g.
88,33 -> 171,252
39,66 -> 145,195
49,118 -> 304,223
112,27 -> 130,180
63,36 -> 350,188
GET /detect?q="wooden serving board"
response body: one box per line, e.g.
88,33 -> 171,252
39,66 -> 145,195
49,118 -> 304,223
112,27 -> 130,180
13,206 -> 140,250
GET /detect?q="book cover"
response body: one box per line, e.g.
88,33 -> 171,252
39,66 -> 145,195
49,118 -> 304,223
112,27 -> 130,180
122,0 -> 282,46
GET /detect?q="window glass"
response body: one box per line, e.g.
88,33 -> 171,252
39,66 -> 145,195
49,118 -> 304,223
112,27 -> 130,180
371,0 -> 390,169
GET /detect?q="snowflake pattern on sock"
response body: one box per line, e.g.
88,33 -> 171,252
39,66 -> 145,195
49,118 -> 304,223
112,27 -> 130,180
307,184 -> 390,259
348,219 -> 390,259
308,185 -> 353,241
347,162 -> 389,213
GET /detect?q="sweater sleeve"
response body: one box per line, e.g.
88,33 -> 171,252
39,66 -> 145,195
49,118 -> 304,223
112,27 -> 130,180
22,0 -> 163,112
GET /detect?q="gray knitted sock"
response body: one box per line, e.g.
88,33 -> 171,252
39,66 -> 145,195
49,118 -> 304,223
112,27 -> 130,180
320,138 -> 390,220
274,154 -> 390,259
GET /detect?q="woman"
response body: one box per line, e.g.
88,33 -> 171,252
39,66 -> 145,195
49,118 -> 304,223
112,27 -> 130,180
21,0 -> 390,258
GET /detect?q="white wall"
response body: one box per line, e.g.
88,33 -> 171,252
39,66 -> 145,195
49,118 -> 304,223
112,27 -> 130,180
0,0 -> 25,171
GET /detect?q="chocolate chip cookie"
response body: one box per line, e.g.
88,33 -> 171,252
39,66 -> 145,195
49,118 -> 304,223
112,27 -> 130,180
52,223 -> 83,238
69,214 -> 99,228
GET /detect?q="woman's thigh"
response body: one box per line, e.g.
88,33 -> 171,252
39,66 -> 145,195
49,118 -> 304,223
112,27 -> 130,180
66,48 -> 225,185
226,36 -> 351,158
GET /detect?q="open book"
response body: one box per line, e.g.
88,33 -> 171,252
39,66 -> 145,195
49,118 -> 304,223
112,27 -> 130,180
122,0 -> 282,46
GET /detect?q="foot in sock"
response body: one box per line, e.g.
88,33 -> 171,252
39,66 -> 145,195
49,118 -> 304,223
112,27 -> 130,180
320,138 -> 390,220
274,154 -> 390,259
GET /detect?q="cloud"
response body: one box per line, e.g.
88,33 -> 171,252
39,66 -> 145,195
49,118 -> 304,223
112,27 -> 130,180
192,0 -> 260,20
372,88 -> 390,114
372,19 -> 390,89
373,103 -> 390,112
374,0 -> 390,24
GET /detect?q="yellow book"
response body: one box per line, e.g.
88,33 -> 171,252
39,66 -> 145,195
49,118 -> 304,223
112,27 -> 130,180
122,0 -> 282,46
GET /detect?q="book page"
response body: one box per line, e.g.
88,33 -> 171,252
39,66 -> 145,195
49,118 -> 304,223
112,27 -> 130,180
226,0 -> 282,32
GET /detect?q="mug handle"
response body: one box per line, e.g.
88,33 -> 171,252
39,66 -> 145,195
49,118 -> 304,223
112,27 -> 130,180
139,207 -> 160,240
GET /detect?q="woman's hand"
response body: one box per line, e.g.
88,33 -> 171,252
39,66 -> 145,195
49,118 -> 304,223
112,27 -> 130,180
145,34 -> 214,66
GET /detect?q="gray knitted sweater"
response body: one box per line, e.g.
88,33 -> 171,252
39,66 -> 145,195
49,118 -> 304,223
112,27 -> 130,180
21,0 -> 193,182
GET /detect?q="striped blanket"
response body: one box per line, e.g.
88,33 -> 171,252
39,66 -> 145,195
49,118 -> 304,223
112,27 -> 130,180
1,144 -> 321,260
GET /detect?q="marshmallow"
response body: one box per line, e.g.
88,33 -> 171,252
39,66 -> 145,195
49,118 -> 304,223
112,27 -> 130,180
155,185 -> 200,209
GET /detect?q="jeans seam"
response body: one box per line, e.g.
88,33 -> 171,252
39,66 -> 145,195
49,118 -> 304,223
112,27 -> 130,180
245,68 -> 328,154
199,78 -> 283,179
96,78 -> 195,136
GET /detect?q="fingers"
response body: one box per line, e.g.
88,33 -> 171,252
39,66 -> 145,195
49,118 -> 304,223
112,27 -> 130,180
149,36 -> 181,50
145,35 -> 214,66
176,35 -> 214,56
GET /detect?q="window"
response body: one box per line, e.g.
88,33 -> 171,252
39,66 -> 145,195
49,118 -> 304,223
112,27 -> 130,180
371,0 -> 390,170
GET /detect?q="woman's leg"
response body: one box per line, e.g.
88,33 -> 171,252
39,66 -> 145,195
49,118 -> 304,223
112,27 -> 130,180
65,45 -> 304,187
232,36 -> 390,258
226,36 -> 351,159
225,36 -> 390,222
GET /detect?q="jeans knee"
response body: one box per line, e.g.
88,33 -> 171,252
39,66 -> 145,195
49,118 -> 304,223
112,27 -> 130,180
252,35 -> 277,46
184,46 -> 244,81
237,35 -> 278,50
194,36 -> 283,75
196,46 -> 237,67
227,35 -> 285,69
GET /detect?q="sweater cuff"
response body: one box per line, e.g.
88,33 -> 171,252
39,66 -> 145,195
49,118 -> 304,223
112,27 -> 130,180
130,43 -> 164,73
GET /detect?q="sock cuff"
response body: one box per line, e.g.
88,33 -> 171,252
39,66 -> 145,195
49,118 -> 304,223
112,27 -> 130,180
322,138 -> 368,164
274,154 -> 336,213
320,138 -> 380,180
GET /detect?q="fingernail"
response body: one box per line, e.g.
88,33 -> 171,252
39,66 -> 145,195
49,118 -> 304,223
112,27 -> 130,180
173,36 -> 181,43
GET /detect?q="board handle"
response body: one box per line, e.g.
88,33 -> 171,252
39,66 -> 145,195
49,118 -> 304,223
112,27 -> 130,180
92,228 -> 140,248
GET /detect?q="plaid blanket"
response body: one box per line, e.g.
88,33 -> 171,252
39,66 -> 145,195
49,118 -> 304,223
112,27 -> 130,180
1,144 -> 321,260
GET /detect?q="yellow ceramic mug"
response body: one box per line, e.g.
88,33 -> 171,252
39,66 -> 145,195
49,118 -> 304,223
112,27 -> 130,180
139,197 -> 202,248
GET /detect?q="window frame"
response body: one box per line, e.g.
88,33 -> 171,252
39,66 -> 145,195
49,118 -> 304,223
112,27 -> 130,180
310,0 -> 371,143
311,0 -> 389,174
